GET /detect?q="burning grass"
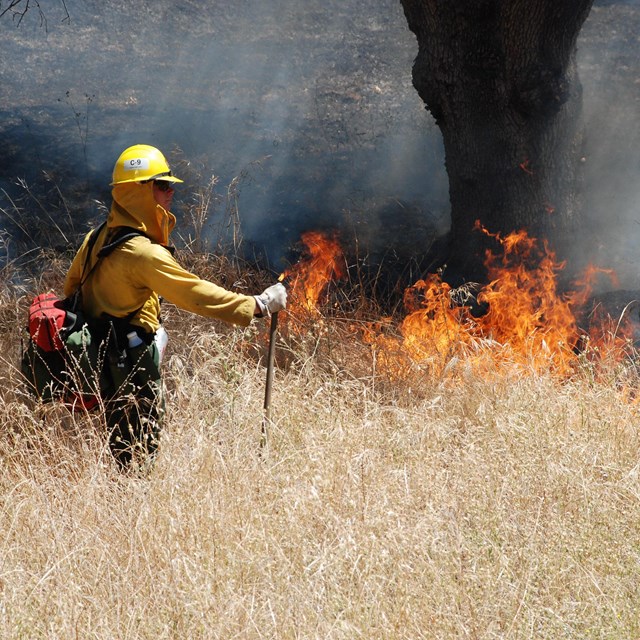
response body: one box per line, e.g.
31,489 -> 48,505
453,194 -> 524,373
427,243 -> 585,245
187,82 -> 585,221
2,234 -> 640,637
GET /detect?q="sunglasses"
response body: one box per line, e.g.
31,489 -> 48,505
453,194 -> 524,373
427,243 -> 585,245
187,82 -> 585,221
154,181 -> 175,192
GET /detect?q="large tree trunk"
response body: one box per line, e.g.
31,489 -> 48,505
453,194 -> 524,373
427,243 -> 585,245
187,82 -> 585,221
399,0 -> 594,285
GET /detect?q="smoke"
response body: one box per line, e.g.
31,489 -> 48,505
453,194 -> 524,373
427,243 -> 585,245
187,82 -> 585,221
576,0 -> 640,290
0,0 -> 446,273
0,0 -> 637,289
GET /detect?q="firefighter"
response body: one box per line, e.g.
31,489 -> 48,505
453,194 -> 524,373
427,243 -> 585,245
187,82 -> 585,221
64,144 -> 286,469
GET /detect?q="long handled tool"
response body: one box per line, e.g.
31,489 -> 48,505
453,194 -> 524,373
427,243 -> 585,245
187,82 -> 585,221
260,310 -> 279,450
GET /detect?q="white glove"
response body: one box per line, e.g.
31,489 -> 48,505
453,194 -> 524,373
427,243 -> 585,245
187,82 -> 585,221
255,282 -> 287,316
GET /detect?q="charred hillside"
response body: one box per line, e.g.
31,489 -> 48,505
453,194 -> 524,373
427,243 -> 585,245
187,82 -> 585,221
0,0 -> 638,293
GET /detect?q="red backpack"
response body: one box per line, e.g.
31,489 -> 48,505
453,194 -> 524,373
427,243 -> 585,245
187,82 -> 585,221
27,292 -> 79,352
21,224 -> 146,409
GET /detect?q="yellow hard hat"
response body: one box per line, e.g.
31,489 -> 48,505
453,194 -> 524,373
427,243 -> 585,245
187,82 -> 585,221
110,144 -> 184,186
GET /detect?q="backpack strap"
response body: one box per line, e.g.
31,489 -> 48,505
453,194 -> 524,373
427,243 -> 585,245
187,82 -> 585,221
78,221 -> 107,287
78,223 -> 150,288
71,224 -> 150,324
67,222 -> 108,314
98,226 -> 150,258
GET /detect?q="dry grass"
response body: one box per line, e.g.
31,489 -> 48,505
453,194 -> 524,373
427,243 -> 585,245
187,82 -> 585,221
2,253 -> 640,639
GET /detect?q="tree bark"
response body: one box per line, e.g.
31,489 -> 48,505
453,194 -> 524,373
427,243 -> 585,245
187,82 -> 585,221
399,0 -> 594,284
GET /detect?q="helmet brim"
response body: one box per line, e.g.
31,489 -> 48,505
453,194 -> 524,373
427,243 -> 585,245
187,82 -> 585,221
153,176 -> 184,184
110,176 -> 185,187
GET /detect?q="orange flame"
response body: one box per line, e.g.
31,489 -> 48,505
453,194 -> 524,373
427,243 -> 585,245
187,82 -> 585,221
282,230 -> 346,315
281,227 -> 632,380
474,226 -> 577,371
387,227 -> 630,376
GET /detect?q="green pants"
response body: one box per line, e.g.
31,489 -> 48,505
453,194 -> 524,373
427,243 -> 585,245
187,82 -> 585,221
105,339 -> 165,470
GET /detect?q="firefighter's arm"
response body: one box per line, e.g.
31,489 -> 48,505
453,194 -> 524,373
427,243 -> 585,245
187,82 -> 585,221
134,245 -> 257,326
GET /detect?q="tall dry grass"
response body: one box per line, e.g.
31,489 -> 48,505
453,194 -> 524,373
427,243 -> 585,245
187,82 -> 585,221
1,249 -> 640,639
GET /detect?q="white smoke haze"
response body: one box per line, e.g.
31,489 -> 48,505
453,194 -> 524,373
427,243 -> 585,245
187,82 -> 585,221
0,0 -> 637,285
578,1 -> 640,290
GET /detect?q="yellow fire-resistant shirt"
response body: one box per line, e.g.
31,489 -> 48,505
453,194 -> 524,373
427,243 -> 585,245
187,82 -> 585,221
63,181 -> 256,333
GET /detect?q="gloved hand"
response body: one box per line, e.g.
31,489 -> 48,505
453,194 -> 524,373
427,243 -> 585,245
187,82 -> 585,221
255,282 -> 287,316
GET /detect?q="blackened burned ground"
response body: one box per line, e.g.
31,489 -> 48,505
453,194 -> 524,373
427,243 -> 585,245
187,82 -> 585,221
0,0 -> 638,307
